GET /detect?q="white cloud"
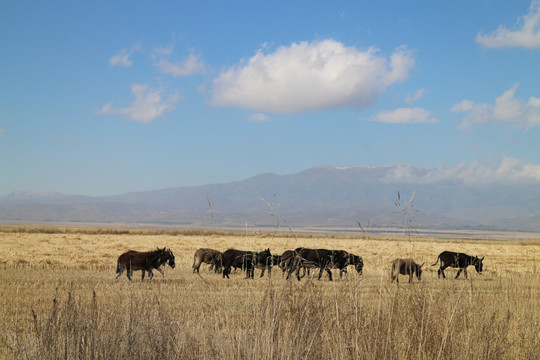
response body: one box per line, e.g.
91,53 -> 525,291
476,0 -> 540,49
0,128 -> 5,136
109,43 -> 141,67
405,88 -> 425,104
247,113 -> 271,122
152,44 -> 174,58
99,84 -> 181,123
210,39 -> 415,113
383,158 -> 540,184
452,84 -> 540,130
369,107 -> 439,124
155,53 -> 206,76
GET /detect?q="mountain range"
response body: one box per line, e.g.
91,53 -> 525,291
1,164 -> 539,232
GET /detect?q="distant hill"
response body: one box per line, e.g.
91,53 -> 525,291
1,164 -> 539,232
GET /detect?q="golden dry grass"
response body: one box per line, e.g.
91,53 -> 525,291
0,227 -> 539,359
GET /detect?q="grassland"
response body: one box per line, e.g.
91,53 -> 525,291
0,226 -> 538,359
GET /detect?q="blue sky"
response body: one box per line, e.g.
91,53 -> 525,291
1,0 -> 539,196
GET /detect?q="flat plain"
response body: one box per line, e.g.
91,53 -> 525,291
0,226 -> 538,359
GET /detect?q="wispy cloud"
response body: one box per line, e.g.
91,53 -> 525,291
369,107 -> 439,124
452,84 -> 540,130
99,84 -> 181,123
476,0 -> 540,49
405,88 -> 425,104
155,53 -> 206,76
210,39 -> 415,113
0,128 -> 5,136
383,157 -> 540,184
109,43 -> 141,67
247,113 -> 271,122
152,44 -> 174,58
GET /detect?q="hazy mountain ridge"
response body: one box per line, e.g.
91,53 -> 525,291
1,165 -> 539,231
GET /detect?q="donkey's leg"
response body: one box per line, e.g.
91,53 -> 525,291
440,264 -> 448,279
223,266 -> 230,279
438,261 -> 445,278
295,264 -> 303,281
326,269 -> 333,281
317,267 -> 324,280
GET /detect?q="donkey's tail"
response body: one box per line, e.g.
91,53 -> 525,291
430,256 -> 440,267
115,259 -> 124,280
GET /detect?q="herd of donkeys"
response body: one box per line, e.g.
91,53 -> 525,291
115,246 -> 485,283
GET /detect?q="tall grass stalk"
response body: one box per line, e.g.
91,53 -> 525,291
4,273 -> 537,360
1,230 -> 538,359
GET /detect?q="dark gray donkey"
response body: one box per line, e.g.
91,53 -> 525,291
431,251 -> 484,279
221,248 -> 272,279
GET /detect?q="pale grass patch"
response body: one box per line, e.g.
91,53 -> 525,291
0,228 -> 538,359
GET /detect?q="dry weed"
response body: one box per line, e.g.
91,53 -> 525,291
0,229 -> 538,359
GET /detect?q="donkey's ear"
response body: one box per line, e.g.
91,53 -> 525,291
481,256 -> 484,260
420,263 -> 425,268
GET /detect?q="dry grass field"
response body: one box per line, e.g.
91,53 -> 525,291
0,226 -> 538,359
